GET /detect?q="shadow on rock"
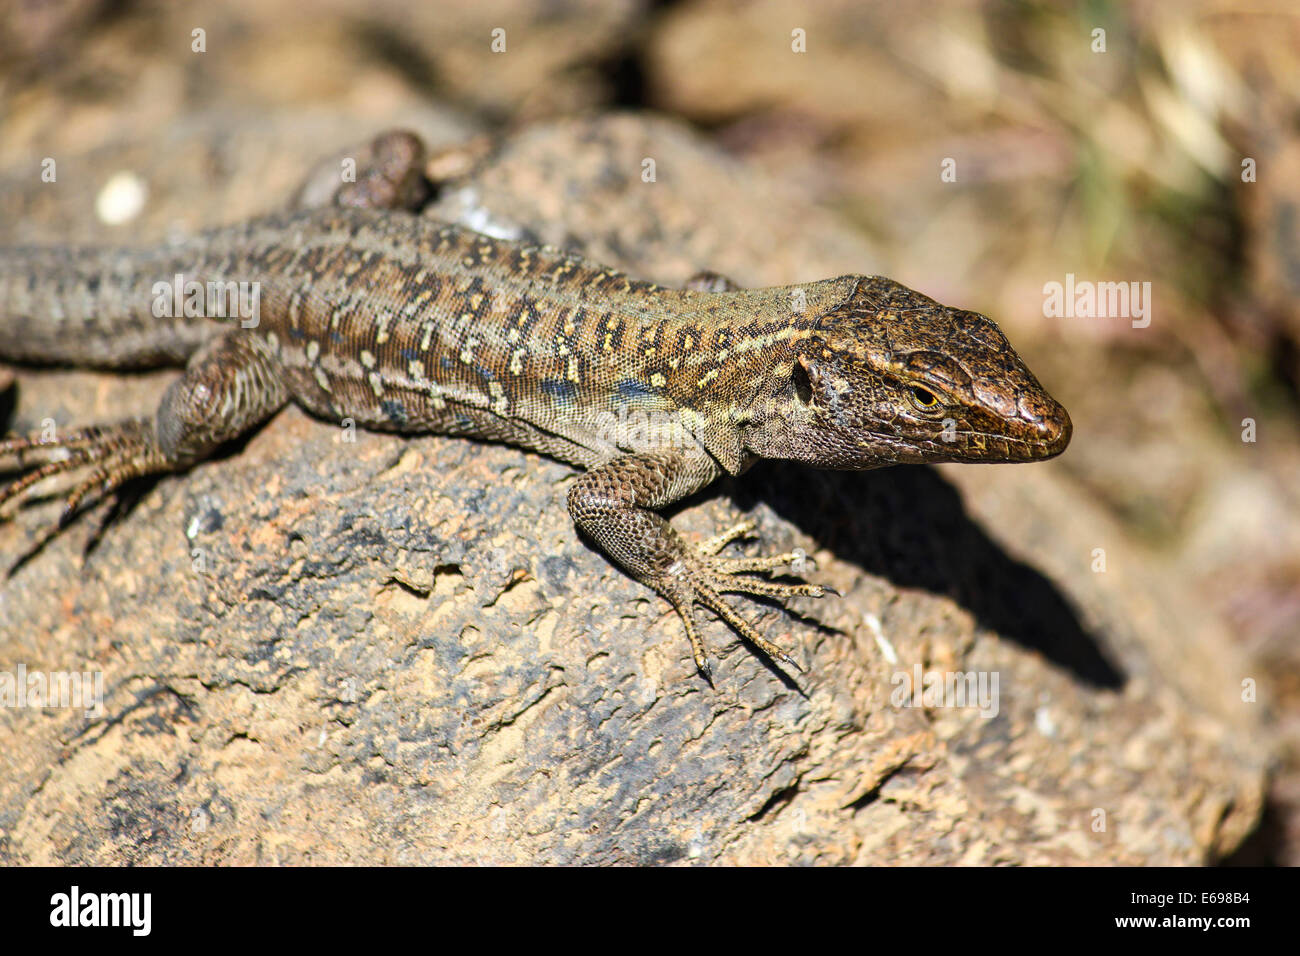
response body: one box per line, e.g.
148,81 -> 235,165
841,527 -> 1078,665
731,462 -> 1124,690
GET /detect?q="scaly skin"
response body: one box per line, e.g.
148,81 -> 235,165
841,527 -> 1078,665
0,134 -> 1071,678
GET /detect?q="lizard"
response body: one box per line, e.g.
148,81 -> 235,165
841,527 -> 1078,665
0,130 -> 1072,679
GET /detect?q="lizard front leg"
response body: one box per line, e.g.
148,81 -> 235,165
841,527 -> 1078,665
567,450 -> 827,677
0,332 -> 287,541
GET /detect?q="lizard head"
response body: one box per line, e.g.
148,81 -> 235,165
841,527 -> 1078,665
751,275 -> 1071,468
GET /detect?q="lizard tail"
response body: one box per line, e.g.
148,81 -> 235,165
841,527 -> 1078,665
0,241 -> 231,369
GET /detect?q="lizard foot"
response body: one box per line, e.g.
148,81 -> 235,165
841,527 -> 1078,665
567,452 -> 831,680
292,129 -> 431,213
670,521 -> 829,676
696,518 -> 817,576
0,418 -> 165,531
1,333 -> 287,550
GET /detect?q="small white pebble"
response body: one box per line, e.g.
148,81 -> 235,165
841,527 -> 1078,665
1035,707 -> 1057,737
95,171 -> 148,225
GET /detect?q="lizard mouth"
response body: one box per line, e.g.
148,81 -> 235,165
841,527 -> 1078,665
949,396 -> 1073,462
864,405 -> 1073,464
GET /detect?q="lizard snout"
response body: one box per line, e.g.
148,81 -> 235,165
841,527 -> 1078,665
1028,397 -> 1072,458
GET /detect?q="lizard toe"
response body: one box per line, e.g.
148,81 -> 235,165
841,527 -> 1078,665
696,518 -> 759,556
0,419 -> 163,528
690,579 -> 804,673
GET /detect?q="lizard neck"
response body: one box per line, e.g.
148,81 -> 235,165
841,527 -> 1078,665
611,277 -> 856,473
635,277 -> 857,411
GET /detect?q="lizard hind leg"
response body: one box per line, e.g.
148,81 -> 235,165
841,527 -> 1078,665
0,331 -> 288,537
292,129 -> 433,213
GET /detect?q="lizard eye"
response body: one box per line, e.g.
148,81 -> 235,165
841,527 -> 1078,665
909,385 -> 940,410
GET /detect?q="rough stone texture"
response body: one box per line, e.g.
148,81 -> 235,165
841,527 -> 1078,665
0,107 -> 480,244
0,114 -> 1271,864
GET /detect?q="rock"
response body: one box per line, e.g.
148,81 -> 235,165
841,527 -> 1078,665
0,113 -> 1269,864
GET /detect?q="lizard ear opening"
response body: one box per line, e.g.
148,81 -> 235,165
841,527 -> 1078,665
793,356 -> 815,405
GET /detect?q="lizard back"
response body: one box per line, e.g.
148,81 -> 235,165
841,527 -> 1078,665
0,207 -> 845,468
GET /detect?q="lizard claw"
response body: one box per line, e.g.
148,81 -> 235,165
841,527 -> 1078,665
776,650 -> 805,674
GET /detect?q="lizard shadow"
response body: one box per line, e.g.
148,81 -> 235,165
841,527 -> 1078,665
3,476 -> 155,576
722,462 -> 1125,689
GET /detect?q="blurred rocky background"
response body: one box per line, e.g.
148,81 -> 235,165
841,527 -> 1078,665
0,0 -> 1295,863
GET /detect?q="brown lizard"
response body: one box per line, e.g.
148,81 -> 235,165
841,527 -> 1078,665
0,131 -> 1071,678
